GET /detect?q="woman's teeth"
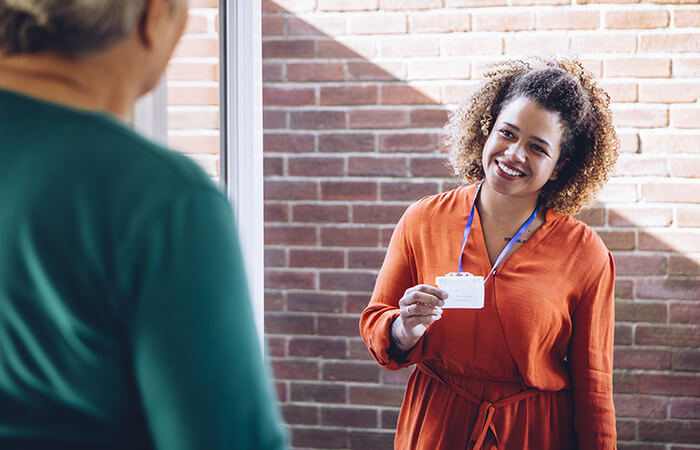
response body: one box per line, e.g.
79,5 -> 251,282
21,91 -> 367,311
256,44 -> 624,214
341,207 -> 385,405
497,161 -> 524,177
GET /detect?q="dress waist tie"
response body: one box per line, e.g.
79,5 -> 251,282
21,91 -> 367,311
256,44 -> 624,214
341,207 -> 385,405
416,363 -> 543,450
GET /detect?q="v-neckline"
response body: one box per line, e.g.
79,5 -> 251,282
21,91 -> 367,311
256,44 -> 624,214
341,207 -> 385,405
464,185 -> 556,277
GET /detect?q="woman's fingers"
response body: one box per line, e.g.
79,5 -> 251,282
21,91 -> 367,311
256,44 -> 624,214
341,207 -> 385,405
399,285 -> 447,308
405,303 -> 442,317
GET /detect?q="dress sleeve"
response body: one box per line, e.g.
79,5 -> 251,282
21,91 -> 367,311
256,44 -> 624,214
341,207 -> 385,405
121,189 -> 287,450
568,251 -> 617,449
359,207 -> 426,370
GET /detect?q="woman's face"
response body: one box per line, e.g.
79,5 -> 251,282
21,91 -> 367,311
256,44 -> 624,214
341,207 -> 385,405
481,96 -> 564,202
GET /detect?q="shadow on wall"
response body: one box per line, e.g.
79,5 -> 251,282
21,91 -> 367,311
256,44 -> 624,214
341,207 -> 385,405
260,2 -> 700,449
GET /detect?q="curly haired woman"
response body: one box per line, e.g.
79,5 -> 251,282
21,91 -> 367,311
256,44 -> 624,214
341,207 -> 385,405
360,57 -> 619,450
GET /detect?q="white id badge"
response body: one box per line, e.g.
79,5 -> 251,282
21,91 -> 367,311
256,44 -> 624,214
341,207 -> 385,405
435,272 -> 485,309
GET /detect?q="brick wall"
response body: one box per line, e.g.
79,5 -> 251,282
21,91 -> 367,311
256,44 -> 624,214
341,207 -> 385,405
171,0 -> 700,448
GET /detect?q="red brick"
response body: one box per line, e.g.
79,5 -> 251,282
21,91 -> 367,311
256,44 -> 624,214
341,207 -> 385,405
264,203 -> 289,222
641,33 -> 700,53
168,135 -> 218,156
614,394 -> 668,418
321,181 -> 377,200
262,0 -> 315,12
380,37 -> 439,57
382,409 -> 400,429
289,249 -> 345,268
322,361 -> 379,382
669,255 -> 700,276
347,13 -> 406,34
274,381 -> 287,402
167,61 -> 217,81
265,269 -> 316,290
639,230 -> 700,252
639,374 -> 700,396
321,85 -> 378,106
262,16 -> 284,36
318,0 -> 378,11
670,302 -> 700,324
594,181 -> 638,203
599,81 -> 638,103
382,227 -> 397,247
265,290 -> 285,311
320,271 -> 377,291
605,10 -> 669,29
615,324 -> 633,345
410,108 -> 448,128
575,207 -> 605,227
262,62 -> 283,82
381,85 -> 440,105
616,419 -> 636,441
287,292 -> 345,313
638,420 -> 700,444
536,9 -> 599,30
322,407 -> 377,428
347,294 -> 372,314
605,57 -> 671,78
264,225 -> 317,245
408,157 -> 451,178
348,338 -> 372,358
264,133 -> 314,153
349,431 -> 396,449
445,0 -> 506,5
382,0 -> 442,9
503,33 -> 567,55
265,312 -> 315,334
349,385 -> 405,406
290,111 -> 346,129
348,156 -> 407,176
597,231 -> 636,251
348,249 -> 387,269
289,337 -> 347,358
380,181 -> 439,201
174,36 -> 217,58
292,204 -> 350,223
441,35 -> 504,56
670,159 -> 700,179
637,324 -> 700,346
287,16 -> 345,36
612,105 -> 668,128
614,255 -> 667,276
639,81 -> 700,103
288,157 -> 345,176
262,39 -> 315,59
264,181 -> 317,200
673,350 -> 700,372
379,133 -> 438,152
675,9 -> 700,27
168,110 -> 218,130
318,314 -> 363,335
263,110 -> 286,129
670,106 -> 700,129
317,38 -> 377,58
641,133 -> 700,154
671,398 -> 700,419
347,62 -> 403,81
265,248 -> 286,267
614,372 -> 638,394
353,205 -> 408,224
271,359 -> 319,380
266,336 -> 286,357
407,58 -> 470,80
642,183 -> 700,203
320,226 -> 380,247
281,404 -> 318,425
614,347 -> 670,370
473,11 -> 535,31
617,130 -> 639,153
349,109 -> 409,129
639,277 -> 700,301
319,133 -> 375,152
291,428 -> 348,449
615,300 -> 667,322
608,207 -> 673,227
408,12 -> 471,33
168,85 -> 218,106
287,62 -> 345,82
673,57 -> 700,77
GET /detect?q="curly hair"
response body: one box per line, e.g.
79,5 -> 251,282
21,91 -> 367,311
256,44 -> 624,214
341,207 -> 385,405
443,57 -> 619,216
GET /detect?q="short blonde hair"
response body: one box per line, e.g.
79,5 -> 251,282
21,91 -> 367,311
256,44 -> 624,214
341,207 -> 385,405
0,0 -> 184,56
443,57 -> 619,216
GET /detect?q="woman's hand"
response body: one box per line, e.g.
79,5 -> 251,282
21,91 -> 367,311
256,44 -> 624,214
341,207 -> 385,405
390,285 -> 447,353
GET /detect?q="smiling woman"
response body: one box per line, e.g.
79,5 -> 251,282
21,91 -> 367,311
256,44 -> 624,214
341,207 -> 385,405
360,57 -> 620,450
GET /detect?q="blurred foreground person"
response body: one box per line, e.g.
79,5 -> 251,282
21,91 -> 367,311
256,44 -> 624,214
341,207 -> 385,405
0,1 -> 286,448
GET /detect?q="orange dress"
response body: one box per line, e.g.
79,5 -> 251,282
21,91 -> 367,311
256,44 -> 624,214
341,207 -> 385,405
360,185 -> 616,450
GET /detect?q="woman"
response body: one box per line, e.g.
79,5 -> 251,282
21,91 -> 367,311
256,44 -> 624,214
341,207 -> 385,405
360,57 -> 619,450
0,1 -> 285,449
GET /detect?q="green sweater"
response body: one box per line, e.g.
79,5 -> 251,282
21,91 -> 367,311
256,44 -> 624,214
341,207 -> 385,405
0,88 -> 286,450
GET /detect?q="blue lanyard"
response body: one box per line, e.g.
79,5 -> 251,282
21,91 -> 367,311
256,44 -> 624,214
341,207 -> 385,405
458,183 -> 540,282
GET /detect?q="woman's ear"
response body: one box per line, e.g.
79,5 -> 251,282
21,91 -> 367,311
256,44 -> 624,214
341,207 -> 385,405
549,157 -> 570,181
137,0 -> 169,51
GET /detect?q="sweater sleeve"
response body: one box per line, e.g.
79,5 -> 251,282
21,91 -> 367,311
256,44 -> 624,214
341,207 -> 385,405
359,207 -> 426,370
568,251 -> 617,449
121,189 -> 287,450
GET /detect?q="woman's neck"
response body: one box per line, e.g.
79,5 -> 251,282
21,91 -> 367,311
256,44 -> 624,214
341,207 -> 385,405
476,181 -> 541,227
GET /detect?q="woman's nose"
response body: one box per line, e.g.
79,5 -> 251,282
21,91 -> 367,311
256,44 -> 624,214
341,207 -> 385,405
504,142 -> 526,162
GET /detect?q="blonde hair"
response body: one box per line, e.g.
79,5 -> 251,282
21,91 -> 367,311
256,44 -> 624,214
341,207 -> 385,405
0,0 -> 184,56
443,57 -> 619,216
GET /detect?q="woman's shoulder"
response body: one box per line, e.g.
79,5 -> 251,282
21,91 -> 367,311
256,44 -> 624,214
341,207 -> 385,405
547,210 -> 611,266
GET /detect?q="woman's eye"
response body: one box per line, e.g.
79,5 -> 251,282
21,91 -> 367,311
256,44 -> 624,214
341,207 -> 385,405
532,145 -> 547,154
498,129 -> 514,138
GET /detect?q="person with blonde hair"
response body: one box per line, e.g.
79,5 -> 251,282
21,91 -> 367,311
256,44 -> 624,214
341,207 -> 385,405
360,57 -> 619,449
0,1 -> 286,448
